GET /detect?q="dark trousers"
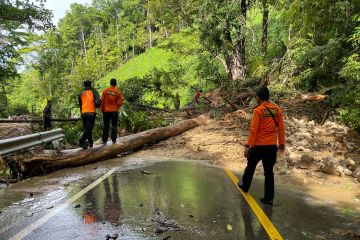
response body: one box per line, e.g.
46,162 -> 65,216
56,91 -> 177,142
44,117 -> 51,130
242,145 -> 277,201
79,113 -> 96,145
102,112 -> 119,143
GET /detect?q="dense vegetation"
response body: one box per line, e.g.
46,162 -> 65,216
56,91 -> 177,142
1,0 -> 359,130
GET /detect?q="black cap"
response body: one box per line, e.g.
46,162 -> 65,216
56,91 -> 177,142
110,78 -> 117,86
84,80 -> 92,87
256,86 -> 270,101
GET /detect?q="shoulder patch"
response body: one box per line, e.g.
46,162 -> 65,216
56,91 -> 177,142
262,108 -> 278,118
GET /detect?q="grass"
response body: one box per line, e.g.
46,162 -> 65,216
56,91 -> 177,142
100,48 -> 172,87
98,30 -> 202,108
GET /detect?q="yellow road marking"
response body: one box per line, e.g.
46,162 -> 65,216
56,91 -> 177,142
224,168 -> 283,240
9,167 -> 120,240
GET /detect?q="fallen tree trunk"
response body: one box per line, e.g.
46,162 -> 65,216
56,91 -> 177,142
14,117 -> 204,177
133,104 -> 171,113
222,97 -> 238,111
202,96 -> 213,104
302,94 -> 327,102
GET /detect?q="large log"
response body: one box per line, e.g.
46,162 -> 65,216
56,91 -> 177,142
301,94 -> 327,102
15,117 -> 205,177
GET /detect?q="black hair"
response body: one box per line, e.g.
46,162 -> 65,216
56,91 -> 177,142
110,78 -> 117,86
256,86 -> 270,101
84,80 -> 92,87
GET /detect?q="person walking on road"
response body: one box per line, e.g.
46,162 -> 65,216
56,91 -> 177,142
43,100 -> 52,131
79,80 -> 101,149
100,78 -> 123,144
238,86 -> 285,206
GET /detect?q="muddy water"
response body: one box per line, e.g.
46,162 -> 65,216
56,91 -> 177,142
0,160 -> 359,240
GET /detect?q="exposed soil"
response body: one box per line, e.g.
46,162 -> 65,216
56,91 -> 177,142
0,123 -> 32,140
136,109 -> 360,210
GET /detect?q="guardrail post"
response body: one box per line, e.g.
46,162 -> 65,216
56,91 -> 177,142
0,129 -> 65,186
0,156 -> 9,186
0,128 -> 64,156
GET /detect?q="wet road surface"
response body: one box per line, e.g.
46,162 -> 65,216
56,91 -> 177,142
0,159 -> 359,240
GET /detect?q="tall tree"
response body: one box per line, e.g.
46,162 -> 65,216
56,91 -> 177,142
199,0 -> 250,81
261,0 -> 269,59
287,0 -> 357,89
0,0 -> 53,92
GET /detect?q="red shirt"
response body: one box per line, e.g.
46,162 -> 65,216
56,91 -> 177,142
194,90 -> 201,102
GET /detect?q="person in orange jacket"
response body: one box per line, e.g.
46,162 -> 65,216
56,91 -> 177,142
79,80 -> 101,149
238,86 -> 285,206
100,78 -> 123,144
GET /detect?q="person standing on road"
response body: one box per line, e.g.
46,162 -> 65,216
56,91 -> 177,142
100,78 -> 123,144
79,80 -> 101,149
43,100 -> 52,131
238,86 -> 285,206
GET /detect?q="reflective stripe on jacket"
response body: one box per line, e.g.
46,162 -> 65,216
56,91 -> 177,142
100,86 -> 123,112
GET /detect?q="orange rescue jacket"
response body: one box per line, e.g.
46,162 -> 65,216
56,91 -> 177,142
247,101 -> 285,147
100,86 -> 123,112
79,90 -> 96,113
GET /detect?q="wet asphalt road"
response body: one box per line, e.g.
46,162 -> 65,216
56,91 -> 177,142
0,159 -> 359,240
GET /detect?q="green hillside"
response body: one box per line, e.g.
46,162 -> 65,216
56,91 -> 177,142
100,48 -> 172,86
98,31 -> 202,108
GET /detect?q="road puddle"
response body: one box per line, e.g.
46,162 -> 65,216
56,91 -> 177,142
0,160 -> 359,239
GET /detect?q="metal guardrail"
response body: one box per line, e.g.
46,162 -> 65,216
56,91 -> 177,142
0,118 -> 81,123
0,129 -> 65,156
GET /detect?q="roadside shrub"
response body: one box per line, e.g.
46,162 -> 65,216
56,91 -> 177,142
7,104 -> 30,116
119,103 -> 167,132
59,122 -> 83,145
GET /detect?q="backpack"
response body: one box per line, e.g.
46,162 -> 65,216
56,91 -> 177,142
92,90 -> 102,108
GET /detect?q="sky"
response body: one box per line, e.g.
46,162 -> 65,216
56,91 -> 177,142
35,0 -> 93,25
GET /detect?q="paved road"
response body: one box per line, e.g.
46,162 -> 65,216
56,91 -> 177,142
0,159 -> 359,240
